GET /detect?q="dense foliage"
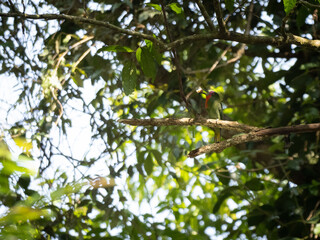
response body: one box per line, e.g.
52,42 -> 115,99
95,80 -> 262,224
1,0 -> 320,239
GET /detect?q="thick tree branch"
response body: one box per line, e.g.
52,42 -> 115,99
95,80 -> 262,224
188,133 -> 268,157
167,32 -> 320,50
1,12 -> 320,50
118,118 -> 259,133
119,118 -> 320,157
188,123 -> 320,157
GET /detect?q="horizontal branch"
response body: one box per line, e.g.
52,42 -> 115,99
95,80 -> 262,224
167,32 -> 320,50
188,133 -> 268,158
119,118 -> 320,157
0,11 -> 165,49
188,123 -> 320,157
118,118 -> 259,133
1,11 -> 320,50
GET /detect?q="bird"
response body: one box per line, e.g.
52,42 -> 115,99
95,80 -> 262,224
197,87 -> 223,143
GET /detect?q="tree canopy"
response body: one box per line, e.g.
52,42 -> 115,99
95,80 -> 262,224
1,0 -> 320,239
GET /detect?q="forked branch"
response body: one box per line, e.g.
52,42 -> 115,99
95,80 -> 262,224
118,118 -> 320,157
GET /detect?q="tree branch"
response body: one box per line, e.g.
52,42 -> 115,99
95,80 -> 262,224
0,11 -> 165,49
1,11 -> 320,50
188,123 -> 320,157
118,118 -> 320,157
118,118 -> 259,133
188,133 -> 268,157
299,0 -> 320,9
167,32 -> 320,50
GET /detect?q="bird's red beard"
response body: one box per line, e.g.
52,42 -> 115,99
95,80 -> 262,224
205,95 -> 211,109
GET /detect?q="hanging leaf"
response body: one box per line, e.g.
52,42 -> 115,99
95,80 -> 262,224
283,0 -> 296,15
122,61 -> 137,95
145,39 -> 162,64
136,47 -> 156,81
144,153 -> 154,176
245,178 -> 265,191
168,3 -> 183,14
151,149 -> 162,166
225,0 -> 235,13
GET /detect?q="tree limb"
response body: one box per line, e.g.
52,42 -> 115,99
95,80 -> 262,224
188,123 -> 320,157
118,118 -> 320,157
1,12 -> 320,50
167,32 -> 320,50
118,118 -> 259,133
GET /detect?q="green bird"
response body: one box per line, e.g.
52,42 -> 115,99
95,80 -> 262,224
197,88 -> 223,143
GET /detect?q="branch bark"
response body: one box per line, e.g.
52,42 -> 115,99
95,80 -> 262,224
1,12 -> 320,50
118,118 -> 259,133
118,118 -> 320,157
188,123 -> 320,157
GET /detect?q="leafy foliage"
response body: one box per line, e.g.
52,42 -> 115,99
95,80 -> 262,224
0,0 -> 320,239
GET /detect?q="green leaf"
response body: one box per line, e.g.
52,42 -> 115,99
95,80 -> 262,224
144,153 -> 154,176
151,150 -> 162,166
225,0 -> 235,13
136,47 -> 156,81
168,3 -> 183,14
146,3 -> 162,11
122,61 -> 137,95
145,39 -> 162,65
283,0 -> 296,15
296,5 -> 309,29
315,223 -> 320,235
18,175 -> 31,190
217,169 -> 230,186
98,45 -> 134,53
71,71 -> 84,87
212,192 -> 231,213
245,178 -> 265,191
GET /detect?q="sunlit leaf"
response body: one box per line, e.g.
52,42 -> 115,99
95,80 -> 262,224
283,0 -> 296,15
98,45 -> 134,53
168,3 -> 183,14
146,3 -> 162,11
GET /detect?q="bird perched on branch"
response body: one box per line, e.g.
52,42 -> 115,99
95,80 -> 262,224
197,87 -> 223,143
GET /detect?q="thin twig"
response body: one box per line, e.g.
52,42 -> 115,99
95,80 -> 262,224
195,0 -> 215,31
185,2 -> 254,80
51,88 -> 63,125
299,0 -> 320,9
213,0 -> 227,33
160,1 -> 192,114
